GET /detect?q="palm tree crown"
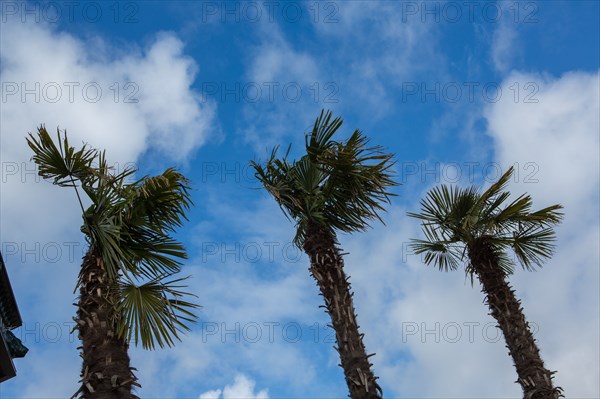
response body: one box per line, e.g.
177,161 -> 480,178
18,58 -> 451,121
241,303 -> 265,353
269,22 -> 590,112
409,166 -> 563,276
27,126 -> 199,350
251,109 -> 397,245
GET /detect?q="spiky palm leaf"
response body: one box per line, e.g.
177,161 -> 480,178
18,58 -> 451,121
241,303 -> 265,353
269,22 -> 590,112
27,126 -> 97,187
115,275 -> 199,350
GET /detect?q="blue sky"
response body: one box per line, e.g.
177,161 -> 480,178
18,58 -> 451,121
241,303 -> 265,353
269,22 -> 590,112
0,1 -> 599,398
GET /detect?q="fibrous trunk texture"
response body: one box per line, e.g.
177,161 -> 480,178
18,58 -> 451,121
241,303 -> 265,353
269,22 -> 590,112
303,222 -> 382,399
72,249 -> 139,399
469,238 -> 562,399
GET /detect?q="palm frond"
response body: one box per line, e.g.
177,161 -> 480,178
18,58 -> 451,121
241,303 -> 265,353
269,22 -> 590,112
509,226 -> 558,271
115,275 -> 200,350
306,109 -> 343,159
27,126 -> 96,187
410,239 -> 463,271
119,228 -> 187,279
520,204 -> 564,226
80,197 -> 126,281
408,184 -> 478,242
321,129 -> 397,233
125,168 -> 193,234
484,194 -> 530,233
476,166 -> 514,210
410,222 -> 464,271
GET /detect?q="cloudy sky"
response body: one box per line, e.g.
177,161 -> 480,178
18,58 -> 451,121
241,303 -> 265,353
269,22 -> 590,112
0,1 -> 598,398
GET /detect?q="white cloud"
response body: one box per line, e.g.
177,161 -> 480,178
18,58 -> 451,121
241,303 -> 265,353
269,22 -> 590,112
485,70 -> 599,217
199,374 -> 268,399
491,22 -> 517,74
199,389 -> 223,399
0,19 -> 215,164
246,27 -> 318,87
11,344 -> 80,399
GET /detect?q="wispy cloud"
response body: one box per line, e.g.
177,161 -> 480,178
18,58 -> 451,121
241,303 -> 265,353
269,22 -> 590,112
491,22 -> 517,74
241,23 -> 324,151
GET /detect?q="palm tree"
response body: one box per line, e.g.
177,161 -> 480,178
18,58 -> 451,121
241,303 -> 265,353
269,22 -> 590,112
27,127 -> 199,399
250,110 -> 397,399
409,166 -> 563,399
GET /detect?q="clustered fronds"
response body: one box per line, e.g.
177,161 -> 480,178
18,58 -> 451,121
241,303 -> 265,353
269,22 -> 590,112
27,126 -> 199,350
408,166 -> 564,276
251,109 -> 398,246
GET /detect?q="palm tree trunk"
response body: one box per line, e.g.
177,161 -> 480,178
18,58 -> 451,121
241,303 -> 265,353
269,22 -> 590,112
469,239 -> 562,399
72,248 -> 139,399
303,222 -> 382,399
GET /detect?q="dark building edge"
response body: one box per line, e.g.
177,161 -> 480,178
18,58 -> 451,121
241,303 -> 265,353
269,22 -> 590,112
0,252 -> 24,382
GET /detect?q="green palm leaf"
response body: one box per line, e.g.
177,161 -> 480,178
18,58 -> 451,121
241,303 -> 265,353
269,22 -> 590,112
115,275 -> 200,350
26,126 -> 97,187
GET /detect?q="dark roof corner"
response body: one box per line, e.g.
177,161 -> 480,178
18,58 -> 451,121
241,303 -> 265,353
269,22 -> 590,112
0,252 -> 26,383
